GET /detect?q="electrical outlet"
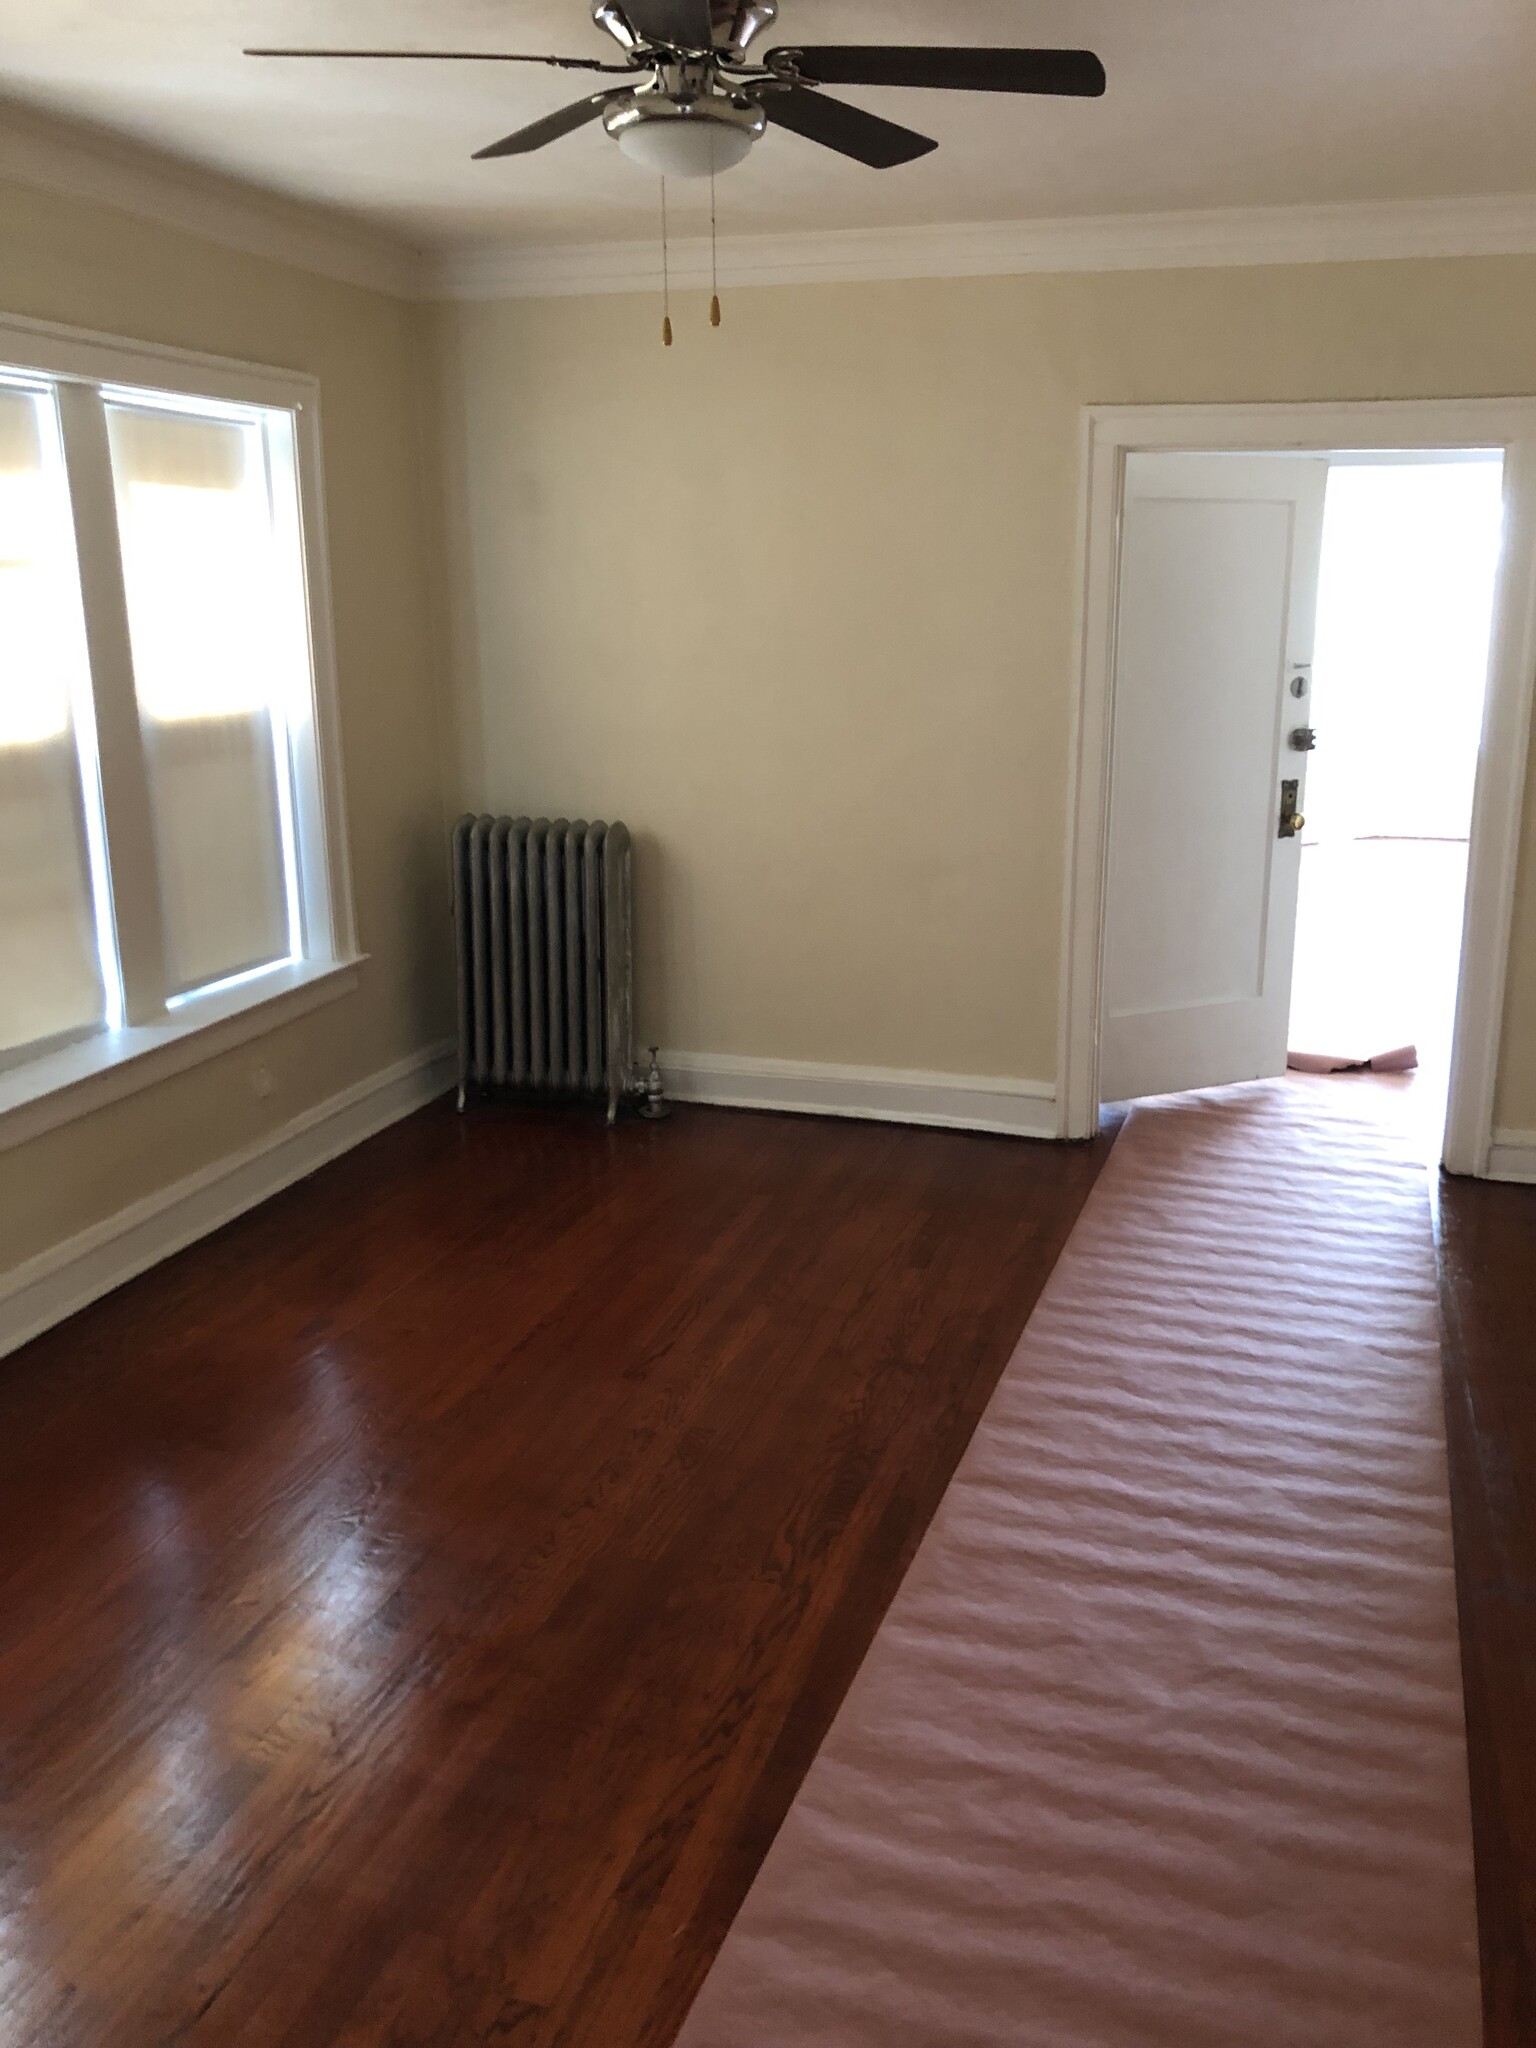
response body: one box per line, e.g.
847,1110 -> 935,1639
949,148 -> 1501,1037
250,1063 -> 276,1100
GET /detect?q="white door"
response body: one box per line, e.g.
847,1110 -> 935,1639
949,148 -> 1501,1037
1099,452 -> 1328,1103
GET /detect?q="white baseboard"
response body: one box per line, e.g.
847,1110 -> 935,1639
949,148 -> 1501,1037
0,1040 -> 455,1361
659,1051 -> 1060,1139
1485,1127 -> 1536,1183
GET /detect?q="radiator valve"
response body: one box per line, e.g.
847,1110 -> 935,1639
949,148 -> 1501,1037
638,1046 -> 671,1121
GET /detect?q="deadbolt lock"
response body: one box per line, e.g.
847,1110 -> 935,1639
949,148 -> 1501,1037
1288,726 -> 1318,752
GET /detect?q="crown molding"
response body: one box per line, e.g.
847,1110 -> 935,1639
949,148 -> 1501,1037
428,191 -> 1536,302
0,95 -> 426,300
6,92 -> 1535,309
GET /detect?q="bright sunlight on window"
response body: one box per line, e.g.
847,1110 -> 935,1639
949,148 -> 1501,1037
0,398 -> 73,747
107,400 -> 307,997
0,383 -> 111,1061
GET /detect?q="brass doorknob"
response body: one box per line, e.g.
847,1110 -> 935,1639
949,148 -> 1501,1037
1292,814 -> 1306,833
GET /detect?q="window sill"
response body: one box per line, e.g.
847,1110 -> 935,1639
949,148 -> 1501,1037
0,956 -> 364,1156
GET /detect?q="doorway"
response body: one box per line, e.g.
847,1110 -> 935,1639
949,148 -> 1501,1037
1061,400 -> 1536,1175
1286,456 -> 1505,1146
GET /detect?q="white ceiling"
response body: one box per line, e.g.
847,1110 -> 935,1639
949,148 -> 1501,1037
2,1 -> 1535,252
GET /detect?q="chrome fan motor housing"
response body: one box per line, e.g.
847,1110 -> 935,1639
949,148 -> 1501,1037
591,1 -> 779,59
602,87 -> 767,177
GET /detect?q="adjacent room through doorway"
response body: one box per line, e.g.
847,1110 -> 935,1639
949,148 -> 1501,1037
1287,455 -> 1506,1141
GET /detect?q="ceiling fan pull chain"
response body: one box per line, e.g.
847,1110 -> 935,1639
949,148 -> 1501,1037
660,176 -> 674,347
709,156 -> 722,329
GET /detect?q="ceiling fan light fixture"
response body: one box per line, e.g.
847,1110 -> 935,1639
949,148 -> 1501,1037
604,92 -> 764,178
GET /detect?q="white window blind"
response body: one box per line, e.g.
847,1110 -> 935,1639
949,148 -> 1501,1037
0,385 -> 108,1060
0,326 -> 349,1097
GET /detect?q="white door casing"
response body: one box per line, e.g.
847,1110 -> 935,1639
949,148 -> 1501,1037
1099,453 -> 1328,1104
1060,399 -> 1536,1176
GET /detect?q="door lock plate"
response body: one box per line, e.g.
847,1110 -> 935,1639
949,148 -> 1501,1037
1278,778 -> 1305,839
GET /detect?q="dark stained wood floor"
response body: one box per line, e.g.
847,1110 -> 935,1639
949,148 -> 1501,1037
4,1101 -> 1533,2047
0,1100 -> 1115,2047
1438,1169 -> 1536,2048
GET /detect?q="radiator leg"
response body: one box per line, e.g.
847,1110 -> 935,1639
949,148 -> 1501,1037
457,1085 -> 467,1114
637,1046 -> 671,1121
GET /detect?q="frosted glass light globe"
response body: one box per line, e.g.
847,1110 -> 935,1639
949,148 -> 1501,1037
615,117 -> 755,178
605,96 -> 765,180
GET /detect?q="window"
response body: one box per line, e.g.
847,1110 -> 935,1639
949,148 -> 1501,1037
0,381 -> 108,1061
0,316 -> 354,1135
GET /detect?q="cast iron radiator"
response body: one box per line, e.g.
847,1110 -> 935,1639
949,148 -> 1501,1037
452,815 -> 634,1123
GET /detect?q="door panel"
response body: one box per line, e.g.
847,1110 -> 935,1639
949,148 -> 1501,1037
1100,454 -> 1327,1103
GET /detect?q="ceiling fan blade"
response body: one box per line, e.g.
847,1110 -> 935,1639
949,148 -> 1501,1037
244,48 -> 628,73
766,46 -> 1107,97
473,92 -> 620,159
620,0 -> 716,48
763,84 -> 936,169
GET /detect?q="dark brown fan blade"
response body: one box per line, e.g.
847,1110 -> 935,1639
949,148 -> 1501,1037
244,49 -> 628,73
473,93 -> 620,159
765,46 -> 1107,97
620,0 -> 715,48
763,84 -> 936,168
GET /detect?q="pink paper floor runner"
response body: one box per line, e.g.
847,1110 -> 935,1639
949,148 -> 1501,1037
675,1079 -> 1481,2048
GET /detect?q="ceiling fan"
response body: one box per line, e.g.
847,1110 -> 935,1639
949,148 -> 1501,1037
246,2 -> 1106,181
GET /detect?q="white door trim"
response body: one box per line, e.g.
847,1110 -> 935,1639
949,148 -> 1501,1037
1059,398 -> 1536,1176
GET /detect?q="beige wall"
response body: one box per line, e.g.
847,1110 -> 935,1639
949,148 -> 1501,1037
0,178 -> 451,1277
434,256 -> 1536,1127
7,216 -> 1536,1297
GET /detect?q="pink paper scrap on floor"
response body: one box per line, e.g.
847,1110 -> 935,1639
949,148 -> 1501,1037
675,1078 -> 1480,2048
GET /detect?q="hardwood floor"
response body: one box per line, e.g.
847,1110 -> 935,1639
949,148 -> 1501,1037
0,1101 -> 1113,2047
4,1100 -> 1532,2047
1438,1168 -> 1536,2048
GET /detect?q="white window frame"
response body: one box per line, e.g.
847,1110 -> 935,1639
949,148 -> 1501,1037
0,311 -> 361,1154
